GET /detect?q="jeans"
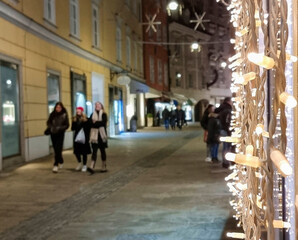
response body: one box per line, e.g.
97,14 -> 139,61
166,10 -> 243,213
164,119 -> 169,130
210,143 -> 219,159
51,132 -> 65,166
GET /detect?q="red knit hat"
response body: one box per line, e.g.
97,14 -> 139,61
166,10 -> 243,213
76,107 -> 84,112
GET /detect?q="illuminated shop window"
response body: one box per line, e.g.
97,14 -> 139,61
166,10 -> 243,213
2,100 -> 15,125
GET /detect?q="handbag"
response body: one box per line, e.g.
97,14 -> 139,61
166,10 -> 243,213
44,127 -> 51,135
75,128 -> 85,144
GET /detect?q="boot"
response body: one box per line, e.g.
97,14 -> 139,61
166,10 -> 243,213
100,161 -> 107,172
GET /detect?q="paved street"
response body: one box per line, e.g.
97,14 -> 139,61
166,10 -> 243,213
0,124 -> 238,240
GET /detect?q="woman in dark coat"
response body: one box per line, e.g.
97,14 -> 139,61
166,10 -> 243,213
46,102 -> 69,173
71,107 -> 91,172
207,112 -> 221,163
88,102 -> 108,174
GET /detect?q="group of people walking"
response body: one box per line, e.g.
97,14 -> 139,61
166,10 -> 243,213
46,101 -> 108,174
161,105 -> 186,130
200,97 -> 233,168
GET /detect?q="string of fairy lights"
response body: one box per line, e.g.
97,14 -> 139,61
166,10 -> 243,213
218,0 -> 296,239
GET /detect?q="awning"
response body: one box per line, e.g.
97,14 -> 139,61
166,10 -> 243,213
130,80 -> 161,98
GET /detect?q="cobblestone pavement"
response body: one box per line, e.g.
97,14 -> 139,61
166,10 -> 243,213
0,124 -> 238,240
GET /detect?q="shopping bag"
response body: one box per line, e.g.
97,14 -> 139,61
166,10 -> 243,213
75,128 -> 85,144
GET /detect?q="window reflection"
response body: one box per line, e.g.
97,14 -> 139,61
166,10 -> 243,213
2,100 -> 15,125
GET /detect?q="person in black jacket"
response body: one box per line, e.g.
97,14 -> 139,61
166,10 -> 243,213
71,107 -> 91,172
46,102 -> 69,173
176,105 -> 185,130
88,102 -> 108,174
200,104 -> 214,162
207,113 -> 221,163
215,97 -> 233,168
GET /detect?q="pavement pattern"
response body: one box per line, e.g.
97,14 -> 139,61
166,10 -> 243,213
0,124 -> 239,240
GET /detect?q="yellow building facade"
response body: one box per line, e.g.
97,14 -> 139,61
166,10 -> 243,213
0,0 -> 144,169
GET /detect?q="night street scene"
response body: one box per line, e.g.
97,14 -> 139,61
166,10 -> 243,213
0,0 -> 297,239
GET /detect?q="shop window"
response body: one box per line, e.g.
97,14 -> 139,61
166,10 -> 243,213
1,61 -> 20,158
71,72 -> 86,115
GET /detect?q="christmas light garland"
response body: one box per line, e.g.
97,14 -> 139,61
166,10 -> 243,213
219,0 -> 296,239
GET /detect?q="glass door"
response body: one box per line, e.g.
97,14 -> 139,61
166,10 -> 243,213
0,61 -> 20,158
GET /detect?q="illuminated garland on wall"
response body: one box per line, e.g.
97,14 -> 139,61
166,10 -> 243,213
218,0 -> 297,239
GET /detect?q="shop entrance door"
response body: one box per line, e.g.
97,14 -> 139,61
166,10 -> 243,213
0,60 -> 20,158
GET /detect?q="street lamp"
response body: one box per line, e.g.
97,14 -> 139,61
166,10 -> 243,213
168,1 -> 178,10
190,42 -> 201,52
167,0 -> 183,16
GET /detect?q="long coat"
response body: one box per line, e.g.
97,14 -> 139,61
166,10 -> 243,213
71,116 -> 91,155
89,112 -> 108,149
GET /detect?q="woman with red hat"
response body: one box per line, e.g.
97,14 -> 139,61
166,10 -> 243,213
71,106 -> 91,172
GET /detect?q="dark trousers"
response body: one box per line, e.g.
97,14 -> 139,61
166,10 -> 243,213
91,143 -> 106,165
51,132 -> 65,166
75,153 -> 87,165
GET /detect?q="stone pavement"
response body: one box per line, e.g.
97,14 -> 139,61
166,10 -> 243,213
0,124 -> 239,240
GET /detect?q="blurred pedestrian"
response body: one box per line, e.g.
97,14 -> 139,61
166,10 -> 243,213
162,106 -> 170,130
176,105 -> 185,130
88,102 -> 108,174
71,107 -> 91,172
215,97 -> 233,168
46,102 -> 69,173
155,110 -> 161,126
200,104 -> 215,162
170,108 -> 176,130
207,112 -> 221,163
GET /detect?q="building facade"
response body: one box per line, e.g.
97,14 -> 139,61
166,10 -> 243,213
0,0 -> 144,170
141,0 -> 169,124
168,0 -> 232,121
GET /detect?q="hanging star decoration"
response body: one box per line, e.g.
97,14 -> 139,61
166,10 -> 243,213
190,12 -> 210,31
142,14 -> 161,33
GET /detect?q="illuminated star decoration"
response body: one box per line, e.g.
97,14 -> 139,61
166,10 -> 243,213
142,14 -> 161,33
190,12 -> 210,31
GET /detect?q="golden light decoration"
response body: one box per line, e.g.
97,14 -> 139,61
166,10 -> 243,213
219,0 -> 297,239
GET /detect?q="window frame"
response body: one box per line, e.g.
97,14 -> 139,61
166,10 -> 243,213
44,0 -> 56,25
116,26 -> 122,62
91,3 -> 100,48
126,36 -> 131,68
149,56 -> 155,83
69,0 -> 80,38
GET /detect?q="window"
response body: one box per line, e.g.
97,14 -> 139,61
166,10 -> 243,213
92,3 -> 100,48
116,27 -> 122,61
132,0 -> 137,15
157,25 -> 162,42
188,74 -> 193,88
126,36 -> 131,67
0,61 -> 20,157
70,0 -> 80,38
47,72 -> 60,114
140,48 -> 143,74
125,0 -> 130,6
44,0 -> 56,24
164,63 -> 168,86
134,42 -> 138,71
71,72 -> 86,115
149,56 -> 155,83
158,60 -> 162,84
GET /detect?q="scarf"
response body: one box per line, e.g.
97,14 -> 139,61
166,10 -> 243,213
89,110 -> 107,143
